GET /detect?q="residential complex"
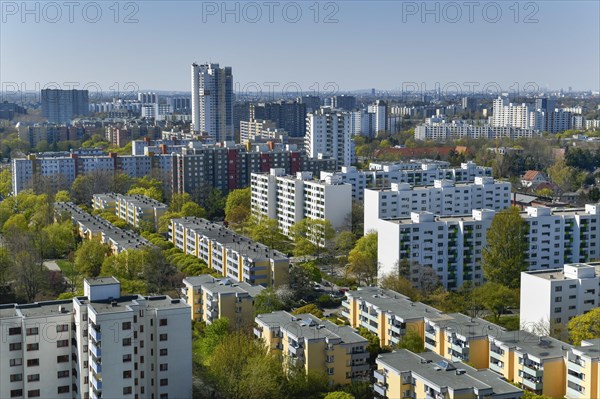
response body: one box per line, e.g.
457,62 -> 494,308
170,142 -> 337,196
520,262 -> 600,332
169,217 -> 289,287
306,107 -> 354,167
92,193 -> 167,230
191,62 -> 234,141
0,277 -> 192,399
320,161 -> 493,202
415,121 -> 541,141
374,350 -> 524,399
254,311 -> 370,385
181,275 -> 264,328
375,205 -> 600,288
250,169 -> 352,237
55,202 -> 150,254
363,177 -> 512,233
342,286 -> 593,399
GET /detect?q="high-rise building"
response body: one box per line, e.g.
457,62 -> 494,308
297,95 -> 321,113
41,89 -> 89,124
461,96 -> 477,111
255,100 -> 307,137
191,63 -> 233,141
368,100 -> 388,134
137,92 -> 158,104
331,95 -> 357,111
305,107 -> 353,167
0,277 -> 192,399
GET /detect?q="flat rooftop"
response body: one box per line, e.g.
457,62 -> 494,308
378,350 -> 522,396
85,277 -> 120,286
346,287 -> 446,322
256,311 -> 367,345
172,217 -> 287,261
184,275 -> 264,297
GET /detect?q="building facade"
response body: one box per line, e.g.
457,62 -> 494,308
41,89 -> 89,124
0,277 -> 191,399
306,107 -> 354,167
191,63 -> 233,141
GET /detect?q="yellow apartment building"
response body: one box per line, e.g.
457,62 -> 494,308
565,338 -> 600,399
181,275 -> 264,329
375,349 -> 524,399
254,311 -> 370,385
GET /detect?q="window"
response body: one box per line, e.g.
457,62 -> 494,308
27,359 -> 39,367
123,338 -> 132,346
10,390 -> 22,398
159,318 -> 168,326
10,374 -> 22,382
555,296 -> 562,303
327,367 -> 334,375
160,395 -> 169,399
56,324 -> 68,332
57,355 -> 69,363
123,354 -> 132,363
9,343 -> 22,351
26,327 -> 38,336
57,339 -> 69,348
555,286 -> 562,292
26,343 -> 38,351
57,386 -> 69,394
123,387 -> 132,395
159,363 -> 168,371
57,370 -> 69,378
9,327 -> 21,335
159,334 -> 167,341
123,370 -> 132,379
27,374 -> 39,382
122,322 -> 132,330
160,349 -> 168,356
160,379 -> 168,386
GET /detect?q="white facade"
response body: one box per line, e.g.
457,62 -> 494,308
492,97 -> 533,129
520,263 -> 600,333
0,277 -> 192,399
191,63 -> 233,141
364,177 -> 512,233
306,107 -> 353,167
375,205 -> 600,289
415,122 -> 541,141
251,171 -> 352,238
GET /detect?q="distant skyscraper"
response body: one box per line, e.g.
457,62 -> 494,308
138,92 -> 158,104
41,89 -> 89,124
331,95 -> 357,111
297,95 -> 321,113
191,63 -> 233,141
462,96 -> 477,112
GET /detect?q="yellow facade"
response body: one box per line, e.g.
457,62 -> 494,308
469,338 -> 490,369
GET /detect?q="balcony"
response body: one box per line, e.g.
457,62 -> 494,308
90,358 -> 102,374
288,343 -> 304,356
425,327 -> 436,340
568,358 -> 584,373
351,363 -> 370,372
351,351 -> 369,361
374,383 -> 387,397
253,327 -> 263,338
341,300 -> 350,309
389,324 -> 406,335
91,375 -> 102,391
522,364 -> 543,378
89,328 -> 101,342
374,369 -> 386,384
450,341 -> 469,356
180,287 -> 188,299
522,377 -> 542,391
90,343 -> 101,358
90,389 -> 102,399
341,310 -> 351,319
489,360 -> 503,374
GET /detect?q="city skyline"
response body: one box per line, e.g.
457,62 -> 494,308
1,1 -> 599,94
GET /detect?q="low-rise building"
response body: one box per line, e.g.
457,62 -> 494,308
254,311 -> 370,385
169,217 -> 289,287
520,263 -> 600,333
181,275 -> 264,328
566,339 -> 600,399
374,350 -> 524,399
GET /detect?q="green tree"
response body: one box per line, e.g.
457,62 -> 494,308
397,330 -> 424,353
197,318 -> 232,364
348,232 -> 378,285
547,159 -> 580,193
40,221 -> 76,258
379,274 -> 421,301
324,392 -> 355,399
207,332 -> 285,399
169,192 -> 193,212
292,304 -> 324,318
291,218 -> 335,260
0,169 -> 12,197
254,288 -> 285,315
248,217 -> 290,252
225,187 -> 251,227
568,307 -> 600,345
481,207 -> 528,288
472,282 -> 519,322
181,201 -> 207,218
74,240 -> 110,277
54,190 -> 71,202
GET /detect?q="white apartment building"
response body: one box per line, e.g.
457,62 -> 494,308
414,122 -> 541,141
520,263 -> 600,332
364,177 -> 512,233
320,161 -> 493,202
306,107 -> 354,167
239,119 -> 277,143
251,170 -> 352,238
368,100 -> 388,134
0,277 -> 192,399
376,209 -> 496,289
375,205 -> 600,289
169,217 -> 289,287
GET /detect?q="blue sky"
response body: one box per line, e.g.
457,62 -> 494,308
1,1 -> 599,95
